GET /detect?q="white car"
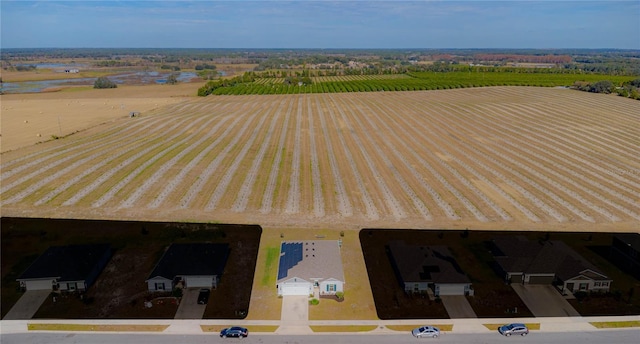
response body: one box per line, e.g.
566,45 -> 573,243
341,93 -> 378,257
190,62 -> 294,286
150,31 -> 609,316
412,325 -> 440,338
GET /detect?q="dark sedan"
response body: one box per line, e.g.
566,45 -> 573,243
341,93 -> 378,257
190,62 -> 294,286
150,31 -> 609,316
219,326 -> 248,338
197,289 -> 210,305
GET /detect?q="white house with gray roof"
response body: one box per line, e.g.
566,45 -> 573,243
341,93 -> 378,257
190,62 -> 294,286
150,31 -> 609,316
276,240 -> 344,297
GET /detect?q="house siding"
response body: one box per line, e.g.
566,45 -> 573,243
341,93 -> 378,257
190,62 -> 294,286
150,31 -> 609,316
403,281 -> 430,293
319,278 -> 343,295
147,276 -> 172,292
563,278 -> 611,293
58,280 -> 87,292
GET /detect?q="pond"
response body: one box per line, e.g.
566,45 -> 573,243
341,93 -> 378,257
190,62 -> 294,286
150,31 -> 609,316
1,71 -> 199,94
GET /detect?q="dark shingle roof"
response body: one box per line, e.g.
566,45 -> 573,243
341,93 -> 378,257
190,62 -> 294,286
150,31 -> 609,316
492,236 -> 608,280
147,243 -> 229,280
614,233 -> 640,253
17,244 -> 111,282
387,241 -> 470,284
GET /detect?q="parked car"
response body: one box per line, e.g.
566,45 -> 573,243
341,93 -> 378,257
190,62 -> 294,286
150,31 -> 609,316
498,323 -> 529,336
220,326 -> 249,338
197,288 -> 210,305
412,325 -> 440,338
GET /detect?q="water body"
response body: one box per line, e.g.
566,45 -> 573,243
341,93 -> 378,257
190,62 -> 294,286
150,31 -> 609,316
1,71 -> 199,94
16,63 -> 88,69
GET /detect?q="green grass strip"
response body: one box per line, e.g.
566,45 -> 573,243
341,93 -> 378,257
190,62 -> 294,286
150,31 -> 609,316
589,321 -> 640,328
261,246 -> 280,286
310,325 -> 378,332
28,324 -> 168,332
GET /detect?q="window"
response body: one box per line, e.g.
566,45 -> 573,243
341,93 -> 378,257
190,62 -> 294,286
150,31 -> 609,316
67,283 -> 76,291
594,282 -> 601,287
601,282 -> 609,287
327,284 -> 336,292
155,283 -> 165,290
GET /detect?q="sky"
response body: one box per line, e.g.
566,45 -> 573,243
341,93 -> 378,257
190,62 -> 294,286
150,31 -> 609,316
1,0 -> 639,49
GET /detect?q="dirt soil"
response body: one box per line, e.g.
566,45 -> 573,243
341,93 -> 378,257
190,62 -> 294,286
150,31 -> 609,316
1,82 -> 200,152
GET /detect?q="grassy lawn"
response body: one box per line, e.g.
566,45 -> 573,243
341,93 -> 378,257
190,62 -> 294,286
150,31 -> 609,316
261,247 -> 280,287
310,325 -> 378,332
589,321 -> 640,328
28,323 -> 168,332
245,227 -> 378,321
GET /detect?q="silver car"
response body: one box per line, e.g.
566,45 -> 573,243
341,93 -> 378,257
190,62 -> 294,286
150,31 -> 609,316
498,323 -> 529,336
412,325 -> 440,338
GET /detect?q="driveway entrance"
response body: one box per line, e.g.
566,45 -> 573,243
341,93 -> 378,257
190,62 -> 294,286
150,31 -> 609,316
174,288 -> 206,319
4,290 -> 50,320
441,295 -> 477,318
512,284 -> 580,317
276,295 -> 312,334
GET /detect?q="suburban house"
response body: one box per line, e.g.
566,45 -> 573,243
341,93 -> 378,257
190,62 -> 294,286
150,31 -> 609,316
491,236 -> 612,294
610,233 -> 640,279
17,244 -> 112,292
276,240 -> 344,297
386,240 -> 474,297
146,243 -> 229,292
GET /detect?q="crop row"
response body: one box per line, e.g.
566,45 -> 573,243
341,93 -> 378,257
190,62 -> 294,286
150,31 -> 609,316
1,87 -> 638,227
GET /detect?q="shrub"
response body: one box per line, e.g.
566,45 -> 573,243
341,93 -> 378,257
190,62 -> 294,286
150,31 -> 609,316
94,76 -> 117,89
309,298 -> 319,305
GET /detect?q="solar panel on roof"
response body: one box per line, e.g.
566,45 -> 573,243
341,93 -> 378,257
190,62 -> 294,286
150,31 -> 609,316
277,242 -> 304,280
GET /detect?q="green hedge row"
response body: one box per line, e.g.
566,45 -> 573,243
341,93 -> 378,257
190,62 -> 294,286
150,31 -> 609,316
200,71 -> 638,96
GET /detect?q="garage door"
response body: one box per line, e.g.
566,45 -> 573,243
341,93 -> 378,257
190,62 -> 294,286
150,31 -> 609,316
24,279 -> 54,291
281,283 -> 311,296
509,274 -> 523,284
184,276 -> 213,288
436,284 -> 465,296
528,275 -> 554,284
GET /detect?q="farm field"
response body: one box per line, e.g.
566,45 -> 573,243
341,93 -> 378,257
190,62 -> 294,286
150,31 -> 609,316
202,71 -> 637,95
1,87 -> 639,233
0,83 -> 201,152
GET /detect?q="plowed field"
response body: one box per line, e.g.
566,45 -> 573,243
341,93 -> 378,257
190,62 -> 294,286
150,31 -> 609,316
2,87 -> 639,232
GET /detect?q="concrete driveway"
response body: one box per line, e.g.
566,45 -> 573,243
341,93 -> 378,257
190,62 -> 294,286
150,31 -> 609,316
3,290 -> 50,320
174,288 -> 206,319
276,295 -> 312,334
441,295 -> 477,318
512,284 -> 580,317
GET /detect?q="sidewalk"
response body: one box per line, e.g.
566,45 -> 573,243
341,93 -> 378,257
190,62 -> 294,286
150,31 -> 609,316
2,315 -> 639,335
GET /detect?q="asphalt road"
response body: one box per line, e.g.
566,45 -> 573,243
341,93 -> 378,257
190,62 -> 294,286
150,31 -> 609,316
2,330 -> 639,344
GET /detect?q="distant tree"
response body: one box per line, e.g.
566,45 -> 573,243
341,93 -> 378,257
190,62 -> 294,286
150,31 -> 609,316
166,73 -> 178,85
93,76 -> 117,89
588,80 -> 614,94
